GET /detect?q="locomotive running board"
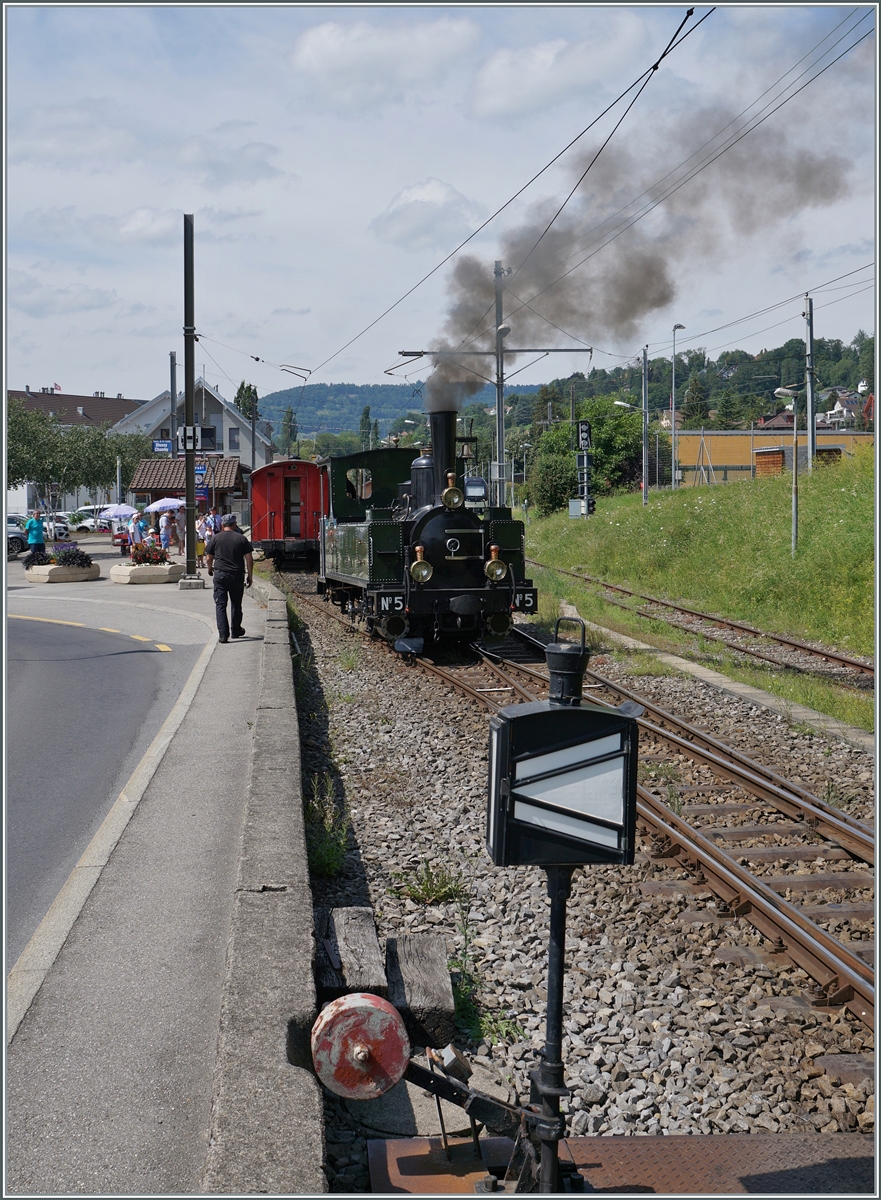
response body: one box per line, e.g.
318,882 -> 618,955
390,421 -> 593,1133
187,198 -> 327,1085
368,1133 -> 874,1194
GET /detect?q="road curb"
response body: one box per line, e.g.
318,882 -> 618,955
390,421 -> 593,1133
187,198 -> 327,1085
560,603 -> 874,754
202,575 -> 327,1194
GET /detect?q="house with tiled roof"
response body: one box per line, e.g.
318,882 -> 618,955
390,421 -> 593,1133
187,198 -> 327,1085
128,456 -> 246,512
112,377 -> 273,467
8,387 -> 147,427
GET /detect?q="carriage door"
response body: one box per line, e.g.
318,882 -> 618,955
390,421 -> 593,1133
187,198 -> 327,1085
286,477 -> 302,537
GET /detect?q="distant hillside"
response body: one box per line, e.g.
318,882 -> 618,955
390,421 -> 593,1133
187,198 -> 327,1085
257,381 -> 541,434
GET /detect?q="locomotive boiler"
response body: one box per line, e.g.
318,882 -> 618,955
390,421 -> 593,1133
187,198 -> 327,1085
318,408 -> 537,650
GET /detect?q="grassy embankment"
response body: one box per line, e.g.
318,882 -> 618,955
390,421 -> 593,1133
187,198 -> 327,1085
521,446 -> 875,732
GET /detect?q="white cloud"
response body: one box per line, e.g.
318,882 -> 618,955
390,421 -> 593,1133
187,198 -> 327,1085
9,99 -> 285,187
176,136 -> 284,187
472,14 -> 644,119
370,178 -> 487,252
288,18 -> 479,114
8,98 -> 141,170
15,206 -> 262,252
9,270 -> 117,317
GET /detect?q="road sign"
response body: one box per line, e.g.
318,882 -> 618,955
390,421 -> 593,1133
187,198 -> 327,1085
194,466 -> 207,480
152,439 -> 172,454
196,487 -> 208,501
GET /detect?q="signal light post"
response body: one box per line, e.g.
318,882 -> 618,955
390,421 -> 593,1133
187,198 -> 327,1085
487,618 -> 640,1191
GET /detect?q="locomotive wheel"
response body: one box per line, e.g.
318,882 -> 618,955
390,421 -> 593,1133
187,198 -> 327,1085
311,992 -> 411,1100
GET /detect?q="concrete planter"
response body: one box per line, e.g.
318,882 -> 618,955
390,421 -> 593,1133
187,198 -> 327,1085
25,563 -> 101,584
110,561 -> 185,585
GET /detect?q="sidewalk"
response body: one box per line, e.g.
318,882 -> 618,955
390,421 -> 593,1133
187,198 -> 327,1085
6,556 -> 325,1194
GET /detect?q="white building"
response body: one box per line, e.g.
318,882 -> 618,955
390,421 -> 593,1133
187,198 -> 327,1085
113,377 -> 273,466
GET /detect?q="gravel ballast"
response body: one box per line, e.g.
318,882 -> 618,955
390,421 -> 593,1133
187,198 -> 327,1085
283,583 -> 874,1193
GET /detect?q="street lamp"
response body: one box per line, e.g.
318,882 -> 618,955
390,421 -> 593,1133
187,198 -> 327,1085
775,386 -> 799,556
519,443 -> 532,513
671,324 -> 685,489
613,398 -> 648,505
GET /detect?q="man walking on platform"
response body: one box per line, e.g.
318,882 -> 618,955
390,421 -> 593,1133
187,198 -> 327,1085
205,513 -> 253,643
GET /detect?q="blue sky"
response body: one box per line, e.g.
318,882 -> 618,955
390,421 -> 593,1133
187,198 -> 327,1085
4,5 -> 876,405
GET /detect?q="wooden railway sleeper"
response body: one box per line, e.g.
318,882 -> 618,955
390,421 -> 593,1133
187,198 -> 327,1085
505,636 -> 872,846
636,791 -> 873,1028
638,721 -> 873,865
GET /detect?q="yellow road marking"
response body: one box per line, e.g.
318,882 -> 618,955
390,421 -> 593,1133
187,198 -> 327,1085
8,614 -> 85,628
9,614 -> 171,652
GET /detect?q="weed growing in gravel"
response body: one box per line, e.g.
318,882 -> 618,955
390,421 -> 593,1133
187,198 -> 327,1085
479,1011 -> 526,1045
821,780 -> 860,810
304,773 -> 350,877
446,883 -> 525,1046
338,643 -> 361,671
666,785 -> 683,817
390,860 -> 466,905
294,645 -> 314,701
638,761 -> 680,785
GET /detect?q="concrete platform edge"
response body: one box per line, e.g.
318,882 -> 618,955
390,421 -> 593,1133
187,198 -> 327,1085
560,605 -> 875,755
202,574 -> 327,1194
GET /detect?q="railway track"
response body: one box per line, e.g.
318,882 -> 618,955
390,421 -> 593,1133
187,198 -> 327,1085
525,558 -> 874,687
275,575 -> 874,1031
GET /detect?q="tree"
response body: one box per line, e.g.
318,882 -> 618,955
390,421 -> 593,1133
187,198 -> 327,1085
858,335 -> 874,387
680,373 -> 710,428
234,380 -> 258,419
280,406 -> 297,454
713,389 -> 742,430
106,430 -> 155,493
359,405 -> 371,450
372,418 -> 380,448
531,454 -> 577,516
6,399 -> 62,492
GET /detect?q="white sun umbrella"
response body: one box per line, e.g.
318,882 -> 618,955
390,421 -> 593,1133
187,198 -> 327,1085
99,503 -> 139,519
144,497 -> 185,512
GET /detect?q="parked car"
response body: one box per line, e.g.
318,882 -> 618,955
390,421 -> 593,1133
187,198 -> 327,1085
7,516 -> 27,555
68,506 -> 112,533
46,516 -> 70,540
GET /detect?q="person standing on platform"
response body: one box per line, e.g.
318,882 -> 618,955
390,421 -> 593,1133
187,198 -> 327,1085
205,513 -> 253,643
175,507 -> 186,557
127,512 -> 144,559
159,510 -> 173,553
25,509 -> 46,556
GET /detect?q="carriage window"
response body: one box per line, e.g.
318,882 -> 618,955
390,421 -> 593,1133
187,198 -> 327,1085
345,468 -> 372,500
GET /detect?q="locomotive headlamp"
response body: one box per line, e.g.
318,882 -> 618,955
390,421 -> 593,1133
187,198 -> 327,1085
441,471 -> 464,509
409,544 -> 433,583
484,543 -> 508,583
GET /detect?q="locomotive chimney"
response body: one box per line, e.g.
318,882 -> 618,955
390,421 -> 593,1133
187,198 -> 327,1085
427,409 -> 457,502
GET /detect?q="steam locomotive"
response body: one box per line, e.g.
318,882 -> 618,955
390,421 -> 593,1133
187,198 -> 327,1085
317,408 -> 537,651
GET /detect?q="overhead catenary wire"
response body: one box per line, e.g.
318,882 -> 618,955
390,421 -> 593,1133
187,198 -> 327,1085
453,12 -> 873,355
307,8 -> 714,379
507,6 -> 704,285
492,25 -> 875,335
540,7 -> 874,274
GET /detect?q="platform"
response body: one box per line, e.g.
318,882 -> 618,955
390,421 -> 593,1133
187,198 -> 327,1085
368,1133 -> 874,1194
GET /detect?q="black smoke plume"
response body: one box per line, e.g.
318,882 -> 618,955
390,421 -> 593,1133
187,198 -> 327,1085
423,107 -> 851,411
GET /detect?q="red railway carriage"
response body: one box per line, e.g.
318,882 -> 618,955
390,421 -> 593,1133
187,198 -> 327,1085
250,458 -> 327,564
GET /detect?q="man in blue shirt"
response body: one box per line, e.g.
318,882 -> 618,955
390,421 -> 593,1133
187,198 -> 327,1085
25,510 -> 46,555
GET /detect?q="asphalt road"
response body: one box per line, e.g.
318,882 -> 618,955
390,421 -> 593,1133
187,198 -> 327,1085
6,616 -> 200,963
